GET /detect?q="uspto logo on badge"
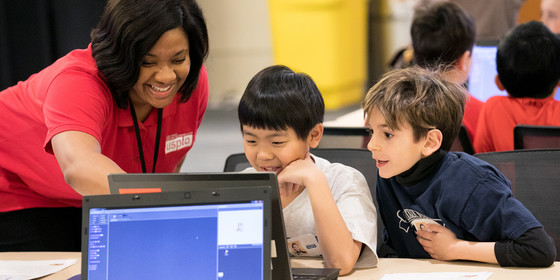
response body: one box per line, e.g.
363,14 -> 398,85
165,133 -> 193,154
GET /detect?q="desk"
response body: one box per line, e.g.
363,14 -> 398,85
324,108 -> 365,128
0,252 -> 81,279
292,258 -> 560,279
1,252 -> 558,279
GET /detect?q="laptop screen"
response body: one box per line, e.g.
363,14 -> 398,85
468,42 -> 501,102
83,190 -> 270,280
468,42 -> 560,101
106,172 -> 293,280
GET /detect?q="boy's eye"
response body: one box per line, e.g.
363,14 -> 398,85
384,132 -> 394,139
244,139 -> 256,144
272,141 -> 285,145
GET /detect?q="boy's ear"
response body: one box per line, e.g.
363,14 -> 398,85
494,75 -> 506,91
456,50 -> 472,73
421,129 -> 442,157
308,123 -> 324,149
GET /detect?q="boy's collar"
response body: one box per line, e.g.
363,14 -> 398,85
396,149 -> 446,186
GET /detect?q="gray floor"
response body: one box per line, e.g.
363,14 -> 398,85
180,104 -> 361,172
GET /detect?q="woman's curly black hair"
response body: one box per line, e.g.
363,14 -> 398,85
91,0 -> 209,109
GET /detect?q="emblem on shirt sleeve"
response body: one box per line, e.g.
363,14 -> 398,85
397,209 -> 444,233
165,133 -> 193,154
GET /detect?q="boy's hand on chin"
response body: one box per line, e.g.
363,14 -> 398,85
277,152 -> 319,195
278,181 -> 301,197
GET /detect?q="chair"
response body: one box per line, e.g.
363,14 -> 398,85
449,125 -> 474,155
514,124 -> 560,150
318,126 -> 371,149
319,124 -> 474,155
223,148 -> 395,257
223,153 -> 252,172
475,149 -> 560,260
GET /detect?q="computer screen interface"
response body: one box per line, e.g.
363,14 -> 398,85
468,44 -> 560,101
86,201 -> 264,280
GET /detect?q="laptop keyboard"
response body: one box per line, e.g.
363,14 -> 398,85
291,267 -> 339,280
293,274 -> 332,280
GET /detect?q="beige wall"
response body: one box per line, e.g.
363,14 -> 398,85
199,0 -> 416,109
199,0 -> 274,109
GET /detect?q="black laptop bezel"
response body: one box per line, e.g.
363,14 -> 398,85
107,172 -> 294,280
81,187 -> 272,280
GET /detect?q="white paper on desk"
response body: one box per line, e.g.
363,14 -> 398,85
0,259 -> 77,280
381,271 -> 493,280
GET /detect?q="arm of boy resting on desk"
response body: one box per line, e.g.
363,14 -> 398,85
278,154 -> 361,275
416,223 -> 498,264
416,224 -> 556,267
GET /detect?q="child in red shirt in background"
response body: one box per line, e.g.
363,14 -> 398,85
410,2 -> 483,142
474,21 -> 560,153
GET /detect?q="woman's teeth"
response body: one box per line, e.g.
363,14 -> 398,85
150,85 -> 172,92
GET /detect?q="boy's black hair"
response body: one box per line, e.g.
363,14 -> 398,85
411,1 -> 476,69
496,20 -> 560,98
238,65 -> 324,140
91,0 -> 209,109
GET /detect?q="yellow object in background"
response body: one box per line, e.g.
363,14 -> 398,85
268,0 -> 368,110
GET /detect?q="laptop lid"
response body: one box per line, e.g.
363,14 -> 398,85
81,187 -> 271,280
107,172 -> 294,280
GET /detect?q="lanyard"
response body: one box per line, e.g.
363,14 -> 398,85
129,98 -> 163,173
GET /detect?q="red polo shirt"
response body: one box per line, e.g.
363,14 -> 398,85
463,93 -> 484,141
0,46 -> 208,211
474,95 -> 560,153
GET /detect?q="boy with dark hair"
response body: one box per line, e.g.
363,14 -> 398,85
411,1 -> 483,141
238,65 -> 378,275
363,66 -> 556,267
474,21 -> 560,152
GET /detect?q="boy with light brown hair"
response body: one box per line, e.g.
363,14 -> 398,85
363,66 -> 555,267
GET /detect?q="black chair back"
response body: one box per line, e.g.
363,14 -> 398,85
475,149 -> 560,260
514,124 -> 560,150
318,127 -> 371,149
449,125 -> 474,155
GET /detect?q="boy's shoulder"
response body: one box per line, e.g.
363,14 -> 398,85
483,95 -> 510,105
311,154 -> 363,176
311,154 -> 370,188
440,151 -> 490,169
484,95 -> 560,108
436,152 -> 507,185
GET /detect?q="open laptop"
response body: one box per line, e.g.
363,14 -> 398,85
108,172 -> 340,280
467,40 -> 502,102
81,187 -> 272,280
468,40 -> 560,101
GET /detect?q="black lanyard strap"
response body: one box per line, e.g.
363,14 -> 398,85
129,98 -> 163,173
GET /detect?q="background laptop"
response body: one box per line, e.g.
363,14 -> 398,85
81,187 -> 272,280
468,40 -> 560,101
467,40 -> 502,102
108,172 -> 340,280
